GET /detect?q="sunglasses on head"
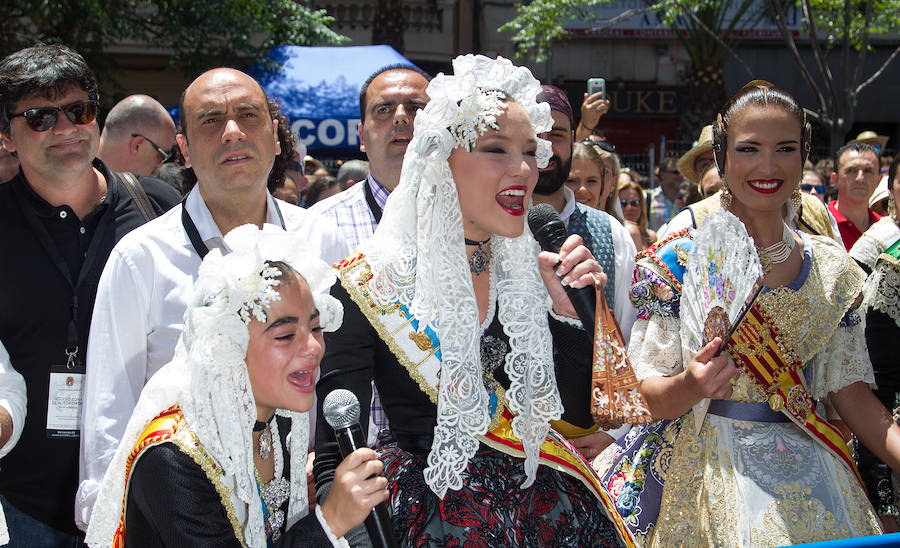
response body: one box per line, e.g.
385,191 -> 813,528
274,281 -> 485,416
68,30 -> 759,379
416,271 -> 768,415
578,138 -> 616,153
620,198 -> 641,208
10,100 -> 98,132
131,133 -> 171,163
800,183 -> 826,194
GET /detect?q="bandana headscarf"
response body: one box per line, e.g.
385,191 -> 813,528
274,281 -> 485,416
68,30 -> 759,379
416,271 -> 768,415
537,84 -> 574,128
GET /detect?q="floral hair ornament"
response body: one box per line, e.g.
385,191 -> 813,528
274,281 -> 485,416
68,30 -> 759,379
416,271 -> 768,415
362,55 -> 560,499
198,223 -> 343,331
86,223 -> 342,548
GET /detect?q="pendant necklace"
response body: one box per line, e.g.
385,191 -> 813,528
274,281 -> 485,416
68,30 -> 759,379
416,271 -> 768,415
756,223 -> 794,274
464,237 -> 491,275
253,418 -> 273,461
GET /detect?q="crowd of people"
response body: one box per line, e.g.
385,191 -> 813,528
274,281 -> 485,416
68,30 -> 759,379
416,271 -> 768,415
1,41 -> 899,548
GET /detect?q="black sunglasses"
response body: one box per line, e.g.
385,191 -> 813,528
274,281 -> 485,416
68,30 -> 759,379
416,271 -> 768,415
578,138 -> 616,153
131,133 -> 172,163
619,198 -> 641,208
800,183 -> 826,194
10,100 -> 98,132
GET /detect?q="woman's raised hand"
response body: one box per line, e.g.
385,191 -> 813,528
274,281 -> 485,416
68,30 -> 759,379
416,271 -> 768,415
319,447 -> 389,538
537,233 -> 606,319
684,338 -> 739,401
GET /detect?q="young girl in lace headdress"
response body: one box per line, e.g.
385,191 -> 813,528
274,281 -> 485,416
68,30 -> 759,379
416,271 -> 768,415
86,225 -> 386,547
313,55 -> 631,547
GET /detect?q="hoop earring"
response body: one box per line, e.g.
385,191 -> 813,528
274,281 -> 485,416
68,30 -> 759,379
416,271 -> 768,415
791,185 -> 802,212
720,179 -> 733,210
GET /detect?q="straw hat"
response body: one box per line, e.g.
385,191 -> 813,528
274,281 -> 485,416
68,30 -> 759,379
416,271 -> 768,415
677,124 -> 714,183
852,130 -> 889,152
870,175 -> 890,208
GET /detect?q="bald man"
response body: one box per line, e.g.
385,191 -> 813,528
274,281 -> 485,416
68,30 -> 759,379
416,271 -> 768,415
97,94 -> 175,176
76,68 -> 347,529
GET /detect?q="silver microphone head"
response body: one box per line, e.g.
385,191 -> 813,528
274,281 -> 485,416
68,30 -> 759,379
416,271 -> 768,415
322,389 -> 361,430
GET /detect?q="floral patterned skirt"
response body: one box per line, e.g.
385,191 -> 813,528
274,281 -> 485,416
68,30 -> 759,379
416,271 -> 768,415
379,443 -> 624,547
593,411 -> 882,547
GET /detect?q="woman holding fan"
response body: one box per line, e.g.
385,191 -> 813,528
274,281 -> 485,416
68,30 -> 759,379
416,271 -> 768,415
595,81 -> 900,546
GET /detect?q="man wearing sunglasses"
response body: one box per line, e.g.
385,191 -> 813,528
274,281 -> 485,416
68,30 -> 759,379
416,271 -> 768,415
0,44 -> 180,545
76,67 -> 347,532
97,94 -> 176,177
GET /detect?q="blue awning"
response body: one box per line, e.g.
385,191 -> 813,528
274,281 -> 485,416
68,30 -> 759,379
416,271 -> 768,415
248,45 -> 420,152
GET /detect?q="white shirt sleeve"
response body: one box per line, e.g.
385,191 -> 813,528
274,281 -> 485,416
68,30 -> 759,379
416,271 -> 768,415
76,247 -> 152,531
0,339 -> 26,459
610,218 -> 638,345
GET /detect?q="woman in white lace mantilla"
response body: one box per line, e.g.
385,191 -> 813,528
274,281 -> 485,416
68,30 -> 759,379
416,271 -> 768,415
85,225 -> 387,547
312,55 -> 629,547
851,153 -> 900,528
593,81 -> 900,546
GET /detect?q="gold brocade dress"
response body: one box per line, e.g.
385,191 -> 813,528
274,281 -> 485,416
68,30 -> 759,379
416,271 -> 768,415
593,230 -> 882,547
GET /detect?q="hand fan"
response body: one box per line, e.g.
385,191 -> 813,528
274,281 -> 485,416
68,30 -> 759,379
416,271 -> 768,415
590,283 -> 652,429
681,209 -> 764,434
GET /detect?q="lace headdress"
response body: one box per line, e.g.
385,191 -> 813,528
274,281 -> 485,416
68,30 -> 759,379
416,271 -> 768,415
86,224 -> 342,548
361,54 -> 560,498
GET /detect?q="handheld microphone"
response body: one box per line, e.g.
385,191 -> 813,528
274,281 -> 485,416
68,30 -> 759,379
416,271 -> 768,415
527,203 -> 597,332
322,389 -> 399,548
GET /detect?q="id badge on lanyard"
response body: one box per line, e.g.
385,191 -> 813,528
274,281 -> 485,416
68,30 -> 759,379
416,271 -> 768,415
47,362 -> 85,439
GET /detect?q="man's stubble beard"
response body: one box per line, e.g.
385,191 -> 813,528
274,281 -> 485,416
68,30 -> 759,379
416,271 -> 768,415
534,154 -> 571,196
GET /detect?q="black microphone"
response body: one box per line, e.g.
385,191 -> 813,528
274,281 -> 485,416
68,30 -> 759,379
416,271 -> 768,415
322,389 -> 399,548
528,203 -> 596,332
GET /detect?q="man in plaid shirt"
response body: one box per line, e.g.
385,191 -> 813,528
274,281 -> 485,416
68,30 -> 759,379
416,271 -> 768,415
311,64 -> 429,445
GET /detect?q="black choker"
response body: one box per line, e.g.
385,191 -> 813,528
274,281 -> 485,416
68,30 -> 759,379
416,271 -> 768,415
464,237 -> 490,275
253,420 -> 268,432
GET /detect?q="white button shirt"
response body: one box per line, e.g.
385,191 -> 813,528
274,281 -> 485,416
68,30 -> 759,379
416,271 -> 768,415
76,187 -> 347,529
0,339 -> 26,459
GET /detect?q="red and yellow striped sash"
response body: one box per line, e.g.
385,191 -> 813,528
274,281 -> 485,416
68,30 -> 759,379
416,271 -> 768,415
480,407 -> 637,548
112,405 -> 183,548
726,306 -> 864,490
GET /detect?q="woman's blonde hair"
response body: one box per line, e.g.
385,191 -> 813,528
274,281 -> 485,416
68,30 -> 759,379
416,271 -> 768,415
573,140 -> 621,220
617,179 -> 650,236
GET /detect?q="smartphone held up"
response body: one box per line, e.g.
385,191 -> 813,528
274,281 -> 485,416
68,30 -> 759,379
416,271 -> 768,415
587,77 -> 606,98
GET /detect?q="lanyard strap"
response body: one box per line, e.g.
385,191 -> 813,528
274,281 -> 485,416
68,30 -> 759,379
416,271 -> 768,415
12,178 -> 114,370
363,180 -> 383,224
181,195 -> 287,259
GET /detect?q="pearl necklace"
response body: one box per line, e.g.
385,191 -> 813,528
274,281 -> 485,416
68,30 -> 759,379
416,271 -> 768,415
756,223 -> 794,274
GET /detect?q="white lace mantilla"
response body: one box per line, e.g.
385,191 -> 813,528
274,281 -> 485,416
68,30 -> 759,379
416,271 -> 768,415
849,217 -> 900,270
361,55 -> 558,498
863,253 -> 900,328
86,226 -> 337,547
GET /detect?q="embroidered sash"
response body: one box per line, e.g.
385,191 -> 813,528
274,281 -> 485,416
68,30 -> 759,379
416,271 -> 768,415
886,237 -> 900,259
335,252 -> 637,548
113,405 -> 244,547
113,405 -> 184,548
726,305 -> 865,490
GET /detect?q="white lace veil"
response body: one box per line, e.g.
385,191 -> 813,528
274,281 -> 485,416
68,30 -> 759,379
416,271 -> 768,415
361,54 -> 562,498
86,224 -> 343,548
